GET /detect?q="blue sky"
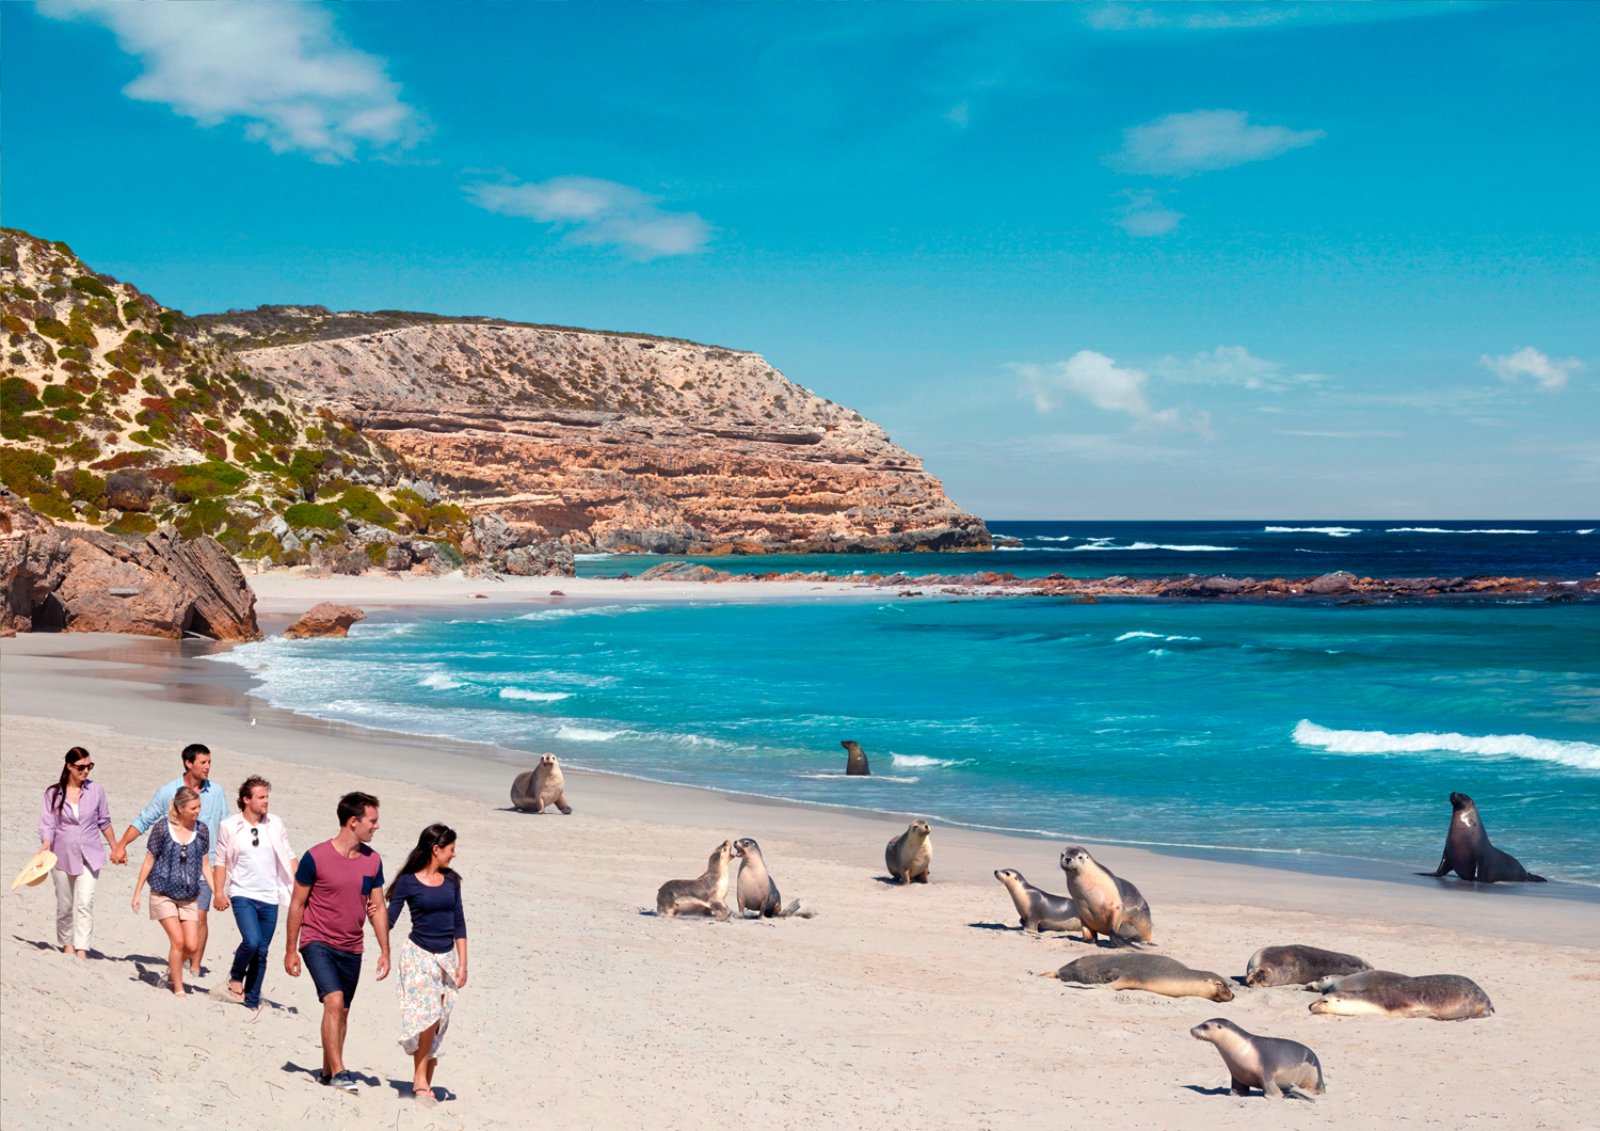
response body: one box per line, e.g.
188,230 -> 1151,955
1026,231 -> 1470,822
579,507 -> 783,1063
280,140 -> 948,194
4,1 -> 1596,519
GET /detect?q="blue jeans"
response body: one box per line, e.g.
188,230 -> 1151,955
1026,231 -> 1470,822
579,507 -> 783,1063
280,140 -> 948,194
228,897 -> 279,1008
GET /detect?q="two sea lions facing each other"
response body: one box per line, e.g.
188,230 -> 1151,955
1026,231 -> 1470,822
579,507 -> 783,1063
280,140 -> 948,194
656,840 -> 741,920
841,740 -> 871,776
509,753 -> 573,814
885,819 -> 932,884
993,868 -> 1082,933
1419,792 -> 1546,883
1190,1018 -> 1325,1100
1044,952 -> 1233,1002
733,837 -> 814,919
1244,944 -> 1371,988
1058,845 -> 1154,945
1309,973 -> 1494,1021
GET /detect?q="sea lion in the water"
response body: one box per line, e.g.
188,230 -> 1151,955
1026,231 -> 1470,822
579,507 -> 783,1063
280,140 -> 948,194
1310,973 -> 1493,1020
885,820 -> 932,884
510,753 -> 572,814
1058,846 -> 1153,944
656,840 -> 740,920
1190,1018 -> 1325,1100
994,868 -> 1082,933
733,837 -> 810,918
1306,969 -> 1411,994
841,740 -> 871,776
1045,952 -> 1233,1001
1245,944 -> 1372,988
1418,792 -> 1546,883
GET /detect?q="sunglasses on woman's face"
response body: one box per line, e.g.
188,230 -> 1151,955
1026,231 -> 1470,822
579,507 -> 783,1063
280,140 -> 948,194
73,762 -> 93,771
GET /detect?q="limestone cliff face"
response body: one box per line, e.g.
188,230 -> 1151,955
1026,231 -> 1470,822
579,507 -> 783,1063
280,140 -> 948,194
221,319 -> 989,553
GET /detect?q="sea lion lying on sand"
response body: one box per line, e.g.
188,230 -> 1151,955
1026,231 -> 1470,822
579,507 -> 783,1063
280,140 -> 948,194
1045,953 -> 1233,1001
885,820 -> 932,884
1306,969 -> 1411,994
1245,944 -> 1371,988
1058,846 -> 1153,945
1418,792 -> 1546,883
510,753 -> 572,814
1310,974 -> 1493,1020
657,840 -> 740,920
1191,1018 -> 1325,1100
994,868 -> 1081,933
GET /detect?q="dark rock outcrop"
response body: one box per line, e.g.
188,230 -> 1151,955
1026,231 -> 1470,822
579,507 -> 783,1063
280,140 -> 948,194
283,602 -> 366,639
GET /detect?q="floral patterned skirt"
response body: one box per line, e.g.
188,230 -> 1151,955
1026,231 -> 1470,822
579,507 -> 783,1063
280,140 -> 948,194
397,935 -> 459,1057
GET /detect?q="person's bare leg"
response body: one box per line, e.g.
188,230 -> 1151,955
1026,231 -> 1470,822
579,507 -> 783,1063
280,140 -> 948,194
411,1022 -> 439,1096
190,909 -> 208,975
320,993 -> 348,1077
159,918 -> 187,994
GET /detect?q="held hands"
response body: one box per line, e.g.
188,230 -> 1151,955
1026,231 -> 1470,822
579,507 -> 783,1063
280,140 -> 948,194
214,894 -> 231,911
110,846 -> 127,866
285,951 -> 301,978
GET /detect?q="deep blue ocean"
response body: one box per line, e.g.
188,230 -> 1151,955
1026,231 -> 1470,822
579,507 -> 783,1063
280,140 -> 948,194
221,522 -> 1600,884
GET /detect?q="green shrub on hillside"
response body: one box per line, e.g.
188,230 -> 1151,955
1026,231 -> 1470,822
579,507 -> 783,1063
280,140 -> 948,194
41,384 -> 85,409
70,276 -> 114,299
0,447 -> 55,495
338,486 -> 398,528
105,512 -> 157,537
28,490 -> 75,521
55,468 -> 107,507
171,460 -> 247,501
285,502 -> 343,530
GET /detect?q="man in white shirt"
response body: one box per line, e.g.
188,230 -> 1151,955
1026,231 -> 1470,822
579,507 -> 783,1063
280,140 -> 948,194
214,775 -> 296,1011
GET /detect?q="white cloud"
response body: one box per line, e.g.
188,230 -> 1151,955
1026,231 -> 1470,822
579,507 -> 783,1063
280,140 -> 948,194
1480,347 -> 1582,392
1013,351 -> 1211,437
1156,346 -> 1325,391
465,176 -> 711,260
1108,109 -> 1323,176
42,0 -> 424,163
1116,190 -> 1183,237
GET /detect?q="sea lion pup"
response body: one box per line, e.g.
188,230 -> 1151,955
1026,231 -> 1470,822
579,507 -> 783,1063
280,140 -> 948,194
1306,969 -> 1411,994
732,838 -> 812,918
1418,791 -> 1546,883
1245,944 -> 1372,988
1310,974 -> 1494,1021
1044,953 -> 1233,1002
1058,846 -> 1153,945
1190,1018 -> 1325,1100
994,868 -> 1082,933
656,840 -> 740,920
841,740 -> 871,776
509,753 -> 572,814
885,819 -> 932,884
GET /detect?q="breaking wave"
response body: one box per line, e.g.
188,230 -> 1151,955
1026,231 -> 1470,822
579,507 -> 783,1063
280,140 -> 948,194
1292,720 -> 1600,772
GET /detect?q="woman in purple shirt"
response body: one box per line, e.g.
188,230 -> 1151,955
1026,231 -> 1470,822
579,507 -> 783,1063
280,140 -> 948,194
37,747 -> 118,958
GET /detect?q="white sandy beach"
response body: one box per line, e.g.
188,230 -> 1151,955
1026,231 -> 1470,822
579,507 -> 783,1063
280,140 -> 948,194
3,579 -> 1599,1130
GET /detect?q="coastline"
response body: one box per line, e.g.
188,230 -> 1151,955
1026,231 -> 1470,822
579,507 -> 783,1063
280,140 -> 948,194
4,585 -> 1599,1128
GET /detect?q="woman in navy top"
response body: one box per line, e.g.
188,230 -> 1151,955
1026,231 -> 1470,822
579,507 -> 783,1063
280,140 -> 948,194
386,823 -> 468,1104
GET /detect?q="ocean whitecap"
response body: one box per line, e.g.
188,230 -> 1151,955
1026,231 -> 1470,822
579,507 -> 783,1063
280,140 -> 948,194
1293,719 -> 1600,772
1264,526 -> 1361,537
499,687 -> 571,702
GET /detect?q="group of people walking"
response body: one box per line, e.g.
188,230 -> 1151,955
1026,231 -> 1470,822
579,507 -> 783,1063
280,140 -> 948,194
36,744 -> 467,1102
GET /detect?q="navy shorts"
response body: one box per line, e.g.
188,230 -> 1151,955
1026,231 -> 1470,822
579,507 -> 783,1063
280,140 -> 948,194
300,942 -> 362,1005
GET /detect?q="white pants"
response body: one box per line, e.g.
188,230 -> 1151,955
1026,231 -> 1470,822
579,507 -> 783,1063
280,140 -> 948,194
52,868 -> 98,951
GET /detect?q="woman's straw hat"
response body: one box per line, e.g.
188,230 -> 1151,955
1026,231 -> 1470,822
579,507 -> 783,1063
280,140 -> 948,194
11,850 -> 56,890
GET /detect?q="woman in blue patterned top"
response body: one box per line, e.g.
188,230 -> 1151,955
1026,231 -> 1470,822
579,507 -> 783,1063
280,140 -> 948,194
385,824 -> 468,1105
131,786 -> 214,996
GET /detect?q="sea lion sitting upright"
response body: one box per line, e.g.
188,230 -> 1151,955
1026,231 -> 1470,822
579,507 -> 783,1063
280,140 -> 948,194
1418,792 -> 1546,883
656,840 -> 741,920
1310,974 -> 1494,1021
733,837 -> 810,918
1045,952 -> 1233,1002
885,820 -> 932,884
509,753 -> 572,814
841,740 -> 871,776
1245,944 -> 1372,988
1190,1018 -> 1325,1100
994,868 -> 1081,933
1058,846 -> 1153,945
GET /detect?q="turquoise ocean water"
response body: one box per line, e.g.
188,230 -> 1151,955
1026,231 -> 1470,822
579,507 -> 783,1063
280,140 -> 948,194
221,522 -> 1600,884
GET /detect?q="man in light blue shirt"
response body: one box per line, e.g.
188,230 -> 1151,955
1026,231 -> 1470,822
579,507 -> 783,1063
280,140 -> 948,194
112,743 -> 228,973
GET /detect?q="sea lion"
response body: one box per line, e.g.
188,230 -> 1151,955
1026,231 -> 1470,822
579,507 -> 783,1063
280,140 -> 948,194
733,837 -> 810,918
1058,846 -> 1153,945
1418,792 -> 1546,883
841,740 -> 871,776
885,820 -> 932,884
1045,952 -> 1233,1001
1245,944 -> 1372,988
994,868 -> 1082,933
656,840 -> 741,920
510,753 -> 572,814
1190,1018 -> 1325,1100
1305,969 -> 1411,994
1309,974 -> 1494,1021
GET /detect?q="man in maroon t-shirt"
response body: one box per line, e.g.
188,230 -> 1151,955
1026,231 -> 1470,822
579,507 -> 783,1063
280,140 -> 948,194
284,791 -> 391,1093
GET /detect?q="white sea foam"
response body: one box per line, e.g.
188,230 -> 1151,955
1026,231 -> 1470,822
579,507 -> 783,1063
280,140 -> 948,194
797,772 -> 920,783
1264,526 -> 1361,537
1114,631 -> 1200,643
1147,648 -> 1170,656
1384,527 -> 1538,535
1576,528 -> 1595,535
554,725 -> 624,741
418,672 -> 466,691
890,753 -> 972,769
1069,542 -> 1236,552
499,687 -> 571,702
515,604 -> 653,622
1031,535 -> 1077,542
1293,720 -> 1600,772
